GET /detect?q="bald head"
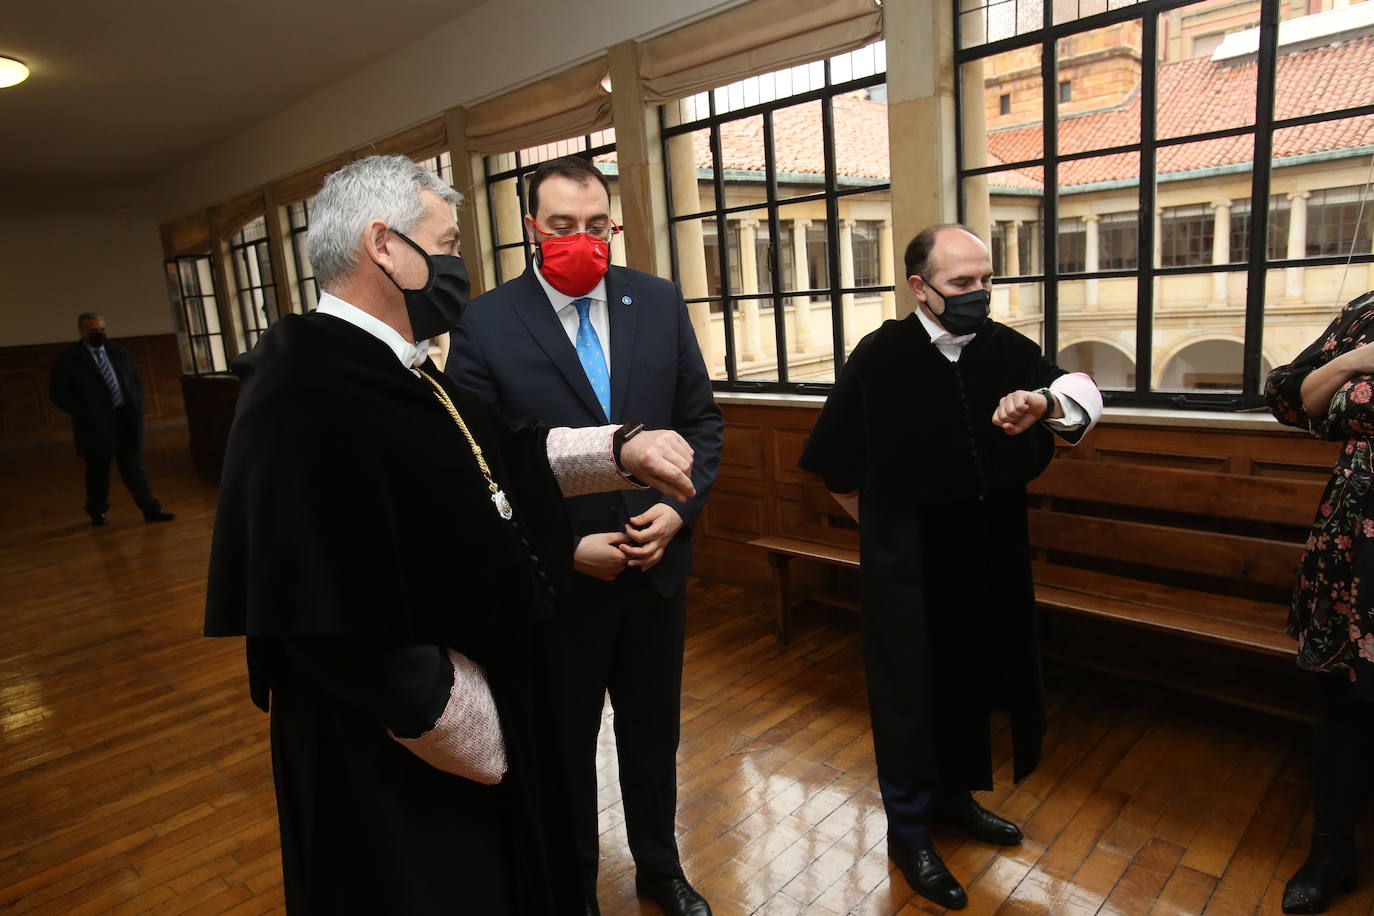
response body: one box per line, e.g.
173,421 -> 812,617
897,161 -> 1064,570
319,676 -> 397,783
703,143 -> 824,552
904,224 -> 993,318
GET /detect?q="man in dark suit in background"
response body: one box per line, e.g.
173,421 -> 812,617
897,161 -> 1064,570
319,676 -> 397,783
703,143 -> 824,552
49,313 -> 174,526
449,156 -> 723,916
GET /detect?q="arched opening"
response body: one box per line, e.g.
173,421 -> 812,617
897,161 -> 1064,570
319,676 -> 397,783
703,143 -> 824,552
1057,341 -> 1135,389
1157,339 -> 1272,391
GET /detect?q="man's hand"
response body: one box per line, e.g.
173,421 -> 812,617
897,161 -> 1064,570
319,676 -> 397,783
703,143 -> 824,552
574,533 -> 629,581
620,430 -> 695,502
619,504 -> 683,572
992,389 -> 1051,436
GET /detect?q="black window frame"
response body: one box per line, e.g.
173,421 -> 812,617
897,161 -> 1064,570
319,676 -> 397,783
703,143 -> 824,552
164,255 -> 228,376
955,0 -> 1374,409
660,56 -> 893,392
286,198 -> 320,314
227,216 -> 279,352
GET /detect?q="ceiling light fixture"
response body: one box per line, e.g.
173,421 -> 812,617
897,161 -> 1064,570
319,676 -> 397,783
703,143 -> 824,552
0,57 -> 30,89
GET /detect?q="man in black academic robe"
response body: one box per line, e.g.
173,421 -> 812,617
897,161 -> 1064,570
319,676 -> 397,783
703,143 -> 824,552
798,224 -> 1101,910
204,155 -> 697,915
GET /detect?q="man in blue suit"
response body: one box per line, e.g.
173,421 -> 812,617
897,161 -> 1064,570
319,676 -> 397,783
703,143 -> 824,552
449,156 -> 722,916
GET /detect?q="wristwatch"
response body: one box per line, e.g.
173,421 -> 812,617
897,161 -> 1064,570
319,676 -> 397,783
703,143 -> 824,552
613,423 -> 649,487
1033,386 -> 1060,418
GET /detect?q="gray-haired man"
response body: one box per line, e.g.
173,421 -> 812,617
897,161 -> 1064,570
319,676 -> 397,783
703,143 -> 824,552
204,155 -> 697,914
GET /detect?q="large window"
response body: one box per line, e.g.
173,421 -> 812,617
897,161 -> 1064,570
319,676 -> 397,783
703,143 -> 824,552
483,131 -> 621,287
164,256 -> 228,375
228,216 -> 279,351
661,42 -> 892,388
285,199 -> 319,313
958,0 -> 1374,406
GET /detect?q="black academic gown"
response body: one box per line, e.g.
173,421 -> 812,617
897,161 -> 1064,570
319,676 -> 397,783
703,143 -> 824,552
799,314 -> 1083,791
204,312 -> 581,914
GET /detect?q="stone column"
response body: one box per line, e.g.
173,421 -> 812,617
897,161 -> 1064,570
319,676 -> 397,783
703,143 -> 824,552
1007,219 -> 1022,312
792,219 -> 813,352
1287,191 -> 1310,301
1153,207 -> 1163,269
878,219 -> 896,321
1211,199 -> 1231,305
739,219 -> 762,361
885,0 -> 959,317
839,219 -> 857,348
1084,214 -> 1100,310
667,132 -> 714,369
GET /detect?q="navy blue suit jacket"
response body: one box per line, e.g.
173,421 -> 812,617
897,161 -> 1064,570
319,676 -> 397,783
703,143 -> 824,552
448,265 -> 723,598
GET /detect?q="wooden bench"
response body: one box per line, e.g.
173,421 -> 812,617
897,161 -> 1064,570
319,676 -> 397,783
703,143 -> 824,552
752,462 -> 1324,667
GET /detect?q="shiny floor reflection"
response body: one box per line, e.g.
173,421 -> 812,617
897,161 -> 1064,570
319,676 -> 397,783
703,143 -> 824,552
1,427 -> 1370,914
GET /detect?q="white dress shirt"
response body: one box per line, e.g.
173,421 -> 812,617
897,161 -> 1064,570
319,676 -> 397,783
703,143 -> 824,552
315,292 -> 431,374
534,269 -> 612,373
914,306 -> 1091,431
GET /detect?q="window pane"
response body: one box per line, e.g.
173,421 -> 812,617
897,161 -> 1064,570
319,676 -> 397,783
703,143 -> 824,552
712,60 -> 825,118
666,127 -> 718,217
1153,271 -> 1249,391
1154,136 -> 1252,268
960,0 -> 1043,48
780,294 -> 834,383
773,100 -> 826,203
489,178 -> 524,246
1057,336 -> 1136,389
1275,2 -> 1374,121
1155,0 -> 1258,140
1001,281 -> 1045,347
1054,0 -> 1144,27
1060,152 -> 1140,276
1057,22 -> 1142,155
1228,195 -> 1289,264
982,166 -> 1045,278
663,92 -> 710,129
974,46 -> 1044,166
830,41 -> 886,84
1269,117 -> 1374,265
716,115 -> 766,212
836,83 -> 889,192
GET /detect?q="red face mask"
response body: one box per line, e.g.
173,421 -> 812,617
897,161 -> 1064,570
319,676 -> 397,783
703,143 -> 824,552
531,222 -> 612,297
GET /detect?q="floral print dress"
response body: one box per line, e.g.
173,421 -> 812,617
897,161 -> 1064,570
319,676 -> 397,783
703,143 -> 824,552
1267,290 -> 1374,688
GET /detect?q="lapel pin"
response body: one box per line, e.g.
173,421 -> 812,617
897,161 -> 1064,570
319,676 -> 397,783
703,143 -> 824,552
621,296 -> 633,306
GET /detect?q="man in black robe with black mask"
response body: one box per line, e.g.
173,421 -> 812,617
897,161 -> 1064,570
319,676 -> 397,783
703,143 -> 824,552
204,154 -> 698,915
799,224 -> 1101,910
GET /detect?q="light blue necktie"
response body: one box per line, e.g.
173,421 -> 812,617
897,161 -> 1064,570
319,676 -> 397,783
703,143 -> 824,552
93,348 -> 125,408
572,297 -> 610,421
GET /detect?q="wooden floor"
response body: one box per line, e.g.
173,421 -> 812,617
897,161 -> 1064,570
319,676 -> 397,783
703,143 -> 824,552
2,427 -> 1371,915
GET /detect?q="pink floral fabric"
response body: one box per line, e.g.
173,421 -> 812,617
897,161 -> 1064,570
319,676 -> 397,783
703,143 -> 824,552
1266,290 -> 1374,683
545,425 -> 646,497
389,649 -> 506,784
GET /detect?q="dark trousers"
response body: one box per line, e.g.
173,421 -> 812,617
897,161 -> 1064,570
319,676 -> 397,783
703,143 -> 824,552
1312,673 -> 1374,835
553,570 -> 687,898
82,408 -> 157,517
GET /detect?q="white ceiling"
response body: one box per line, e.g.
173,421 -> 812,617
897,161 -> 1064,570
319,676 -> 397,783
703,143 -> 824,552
0,0 -> 487,190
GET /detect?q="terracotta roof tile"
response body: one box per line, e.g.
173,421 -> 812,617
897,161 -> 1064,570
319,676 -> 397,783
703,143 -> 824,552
987,34 -> 1374,189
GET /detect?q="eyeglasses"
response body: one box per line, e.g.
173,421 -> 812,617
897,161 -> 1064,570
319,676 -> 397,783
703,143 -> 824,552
535,220 -> 622,243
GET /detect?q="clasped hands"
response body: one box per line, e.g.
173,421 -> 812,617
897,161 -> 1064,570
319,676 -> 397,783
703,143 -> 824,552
574,504 -> 683,580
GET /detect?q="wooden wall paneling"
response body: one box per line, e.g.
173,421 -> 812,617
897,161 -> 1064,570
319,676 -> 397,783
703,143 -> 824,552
720,423 -> 764,480
0,336 -> 186,450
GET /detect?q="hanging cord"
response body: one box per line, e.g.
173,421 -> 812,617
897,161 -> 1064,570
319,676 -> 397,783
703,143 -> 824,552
1334,149 -> 1374,307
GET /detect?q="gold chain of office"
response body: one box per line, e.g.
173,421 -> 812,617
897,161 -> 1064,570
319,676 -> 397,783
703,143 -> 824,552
416,369 -> 514,520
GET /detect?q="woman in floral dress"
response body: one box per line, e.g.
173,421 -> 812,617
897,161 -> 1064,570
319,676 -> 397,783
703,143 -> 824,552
1266,289 -> 1374,914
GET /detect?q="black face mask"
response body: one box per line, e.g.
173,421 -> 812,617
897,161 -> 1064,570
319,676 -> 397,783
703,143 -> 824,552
379,229 -> 471,342
86,331 -> 107,348
923,279 -> 990,336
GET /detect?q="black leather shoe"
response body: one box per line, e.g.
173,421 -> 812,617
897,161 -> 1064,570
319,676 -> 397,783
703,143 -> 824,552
888,841 -> 967,910
634,874 -> 711,916
143,509 -> 175,522
931,794 -> 1023,846
90,514 -> 108,527
1283,832 -> 1357,914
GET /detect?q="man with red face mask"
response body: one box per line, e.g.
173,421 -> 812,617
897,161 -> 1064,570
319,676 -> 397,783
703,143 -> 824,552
449,156 -> 722,916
